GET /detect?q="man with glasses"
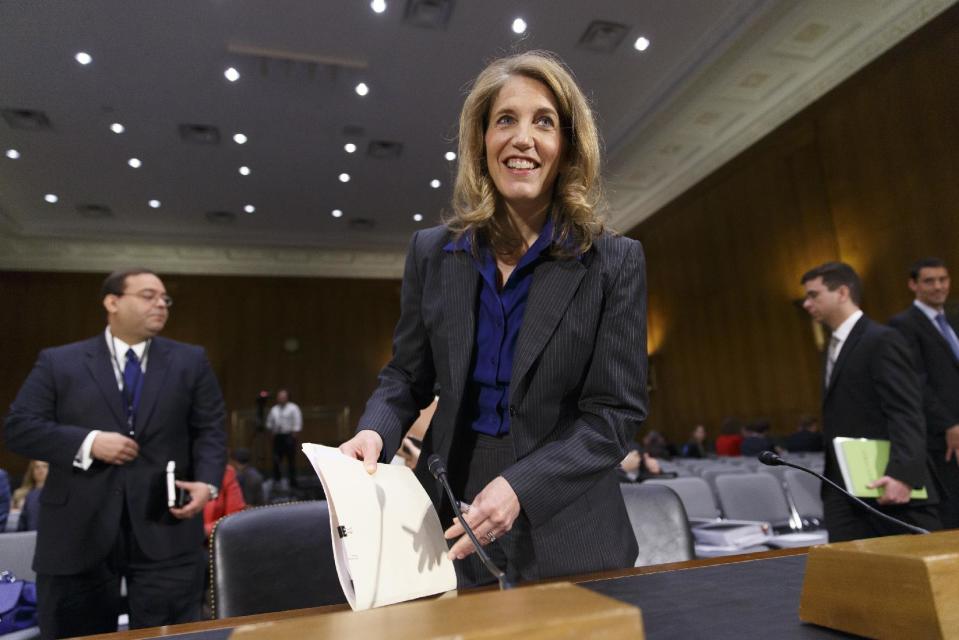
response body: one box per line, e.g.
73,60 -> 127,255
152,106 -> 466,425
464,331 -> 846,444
5,268 -> 227,638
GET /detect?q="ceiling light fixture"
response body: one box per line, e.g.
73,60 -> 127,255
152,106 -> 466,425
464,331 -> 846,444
634,36 -> 651,51
413,213 -> 424,222
148,199 -> 161,208
371,0 -> 387,13
445,151 -> 456,161
239,166 -> 251,176
224,67 -> 241,82
128,158 -> 142,168
331,209 -> 344,218
44,194 -> 58,204
5,149 -> 20,159
75,51 -> 92,65
344,143 -> 357,153
244,204 -> 256,213
512,18 -> 527,34
233,133 -> 247,144
110,123 -> 125,134
430,179 -> 441,188
355,82 -> 369,97
339,173 -> 351,183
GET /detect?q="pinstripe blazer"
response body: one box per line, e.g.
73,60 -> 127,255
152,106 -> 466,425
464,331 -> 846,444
358,224 -> 648,578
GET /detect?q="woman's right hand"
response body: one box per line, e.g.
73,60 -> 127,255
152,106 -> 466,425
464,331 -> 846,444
338,429 -> 384,474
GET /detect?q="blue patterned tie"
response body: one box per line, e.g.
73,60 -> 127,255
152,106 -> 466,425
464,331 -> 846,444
935,314 -> 959,361
123,349 -> 142,432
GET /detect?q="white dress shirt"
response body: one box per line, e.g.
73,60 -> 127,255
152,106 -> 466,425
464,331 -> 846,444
267,402 -> 303,434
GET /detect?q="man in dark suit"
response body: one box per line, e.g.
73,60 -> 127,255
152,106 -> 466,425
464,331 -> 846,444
5,268 -> 227,639
801,262 -> 940,542
889,257 -> 959,528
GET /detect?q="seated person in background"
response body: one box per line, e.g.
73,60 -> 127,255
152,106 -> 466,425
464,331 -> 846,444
0,468 -> 9,531
618,443 -> 663,482
642,430 -> 673,460
784,415 -> 824,453
714,417 -> 744,456
6,459 -> 48,531
740,419 -> 780,457
680,424 -> 709,458
203,465 -> 246,538
18,485 -> 42,532
230,448 -> 264,507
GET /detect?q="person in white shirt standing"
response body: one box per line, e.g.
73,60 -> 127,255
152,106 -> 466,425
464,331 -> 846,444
266,389 -> 302,488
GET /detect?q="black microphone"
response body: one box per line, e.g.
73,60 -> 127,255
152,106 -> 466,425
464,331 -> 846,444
757,451 -> 929,535
427,454 -> 512,590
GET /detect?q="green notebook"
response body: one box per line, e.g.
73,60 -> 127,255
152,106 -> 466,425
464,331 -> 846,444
832,437 -> 928,500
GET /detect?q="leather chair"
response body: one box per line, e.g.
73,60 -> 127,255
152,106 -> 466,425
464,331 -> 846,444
209,500 -> 346,618
620,483 -> 695,567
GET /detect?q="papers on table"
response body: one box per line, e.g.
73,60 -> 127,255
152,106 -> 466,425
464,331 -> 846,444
301,443 -> 458,611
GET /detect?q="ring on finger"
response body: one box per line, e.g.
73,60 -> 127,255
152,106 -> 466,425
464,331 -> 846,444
486,531 -> 496,543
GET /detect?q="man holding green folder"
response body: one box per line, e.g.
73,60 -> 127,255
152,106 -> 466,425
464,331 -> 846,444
801,262 -> 941,542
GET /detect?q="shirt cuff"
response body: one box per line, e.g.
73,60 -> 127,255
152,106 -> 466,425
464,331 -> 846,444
74,430 -> 101,470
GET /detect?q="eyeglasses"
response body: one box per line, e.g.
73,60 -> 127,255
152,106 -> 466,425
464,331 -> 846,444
119,289 -> 173,308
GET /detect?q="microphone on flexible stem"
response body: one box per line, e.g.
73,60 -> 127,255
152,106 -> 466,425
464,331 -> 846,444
427,454 -> 513,590
757,451 -> 929,535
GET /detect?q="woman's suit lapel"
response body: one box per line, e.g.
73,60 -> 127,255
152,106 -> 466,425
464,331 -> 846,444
442,251 -> 479,404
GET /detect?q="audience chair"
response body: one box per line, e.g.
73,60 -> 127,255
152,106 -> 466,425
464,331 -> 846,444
620,483 -> 695,567
0,531 -> 36,582
714,473 -> 792,528
700,467 -> 749,496
209,501 -> 345,618
785,468 -> 824,521
645,477 -> 721,520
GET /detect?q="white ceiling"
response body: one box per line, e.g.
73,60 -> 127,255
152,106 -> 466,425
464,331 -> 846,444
0,0 -> 954,278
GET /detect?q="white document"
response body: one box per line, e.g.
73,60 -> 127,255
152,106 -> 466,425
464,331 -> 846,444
301,443 -> 457,611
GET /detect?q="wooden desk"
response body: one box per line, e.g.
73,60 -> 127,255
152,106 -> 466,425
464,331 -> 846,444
85,548 -> 821,640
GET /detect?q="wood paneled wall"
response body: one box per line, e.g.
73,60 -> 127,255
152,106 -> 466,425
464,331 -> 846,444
632,5 -> 959,445
0,271 -> 401,475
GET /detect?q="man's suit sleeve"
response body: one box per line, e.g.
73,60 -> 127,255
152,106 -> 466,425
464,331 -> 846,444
188,349 -> 228,488
871,330 -> 927,487
889,314 -> 958,437
357,230 -> 437,460
501,240 -> 648,528
5,349 -> 93,468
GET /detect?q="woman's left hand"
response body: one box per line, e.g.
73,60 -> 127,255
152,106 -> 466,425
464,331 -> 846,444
444,476 -> 520,560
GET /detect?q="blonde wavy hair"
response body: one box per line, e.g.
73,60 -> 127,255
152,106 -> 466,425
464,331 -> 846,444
446,50 -> 605,257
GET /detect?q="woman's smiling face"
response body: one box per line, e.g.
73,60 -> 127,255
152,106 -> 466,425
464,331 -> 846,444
484,75 -> 566,217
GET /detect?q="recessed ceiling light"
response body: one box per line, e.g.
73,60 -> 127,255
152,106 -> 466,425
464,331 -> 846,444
128,157 -> 142,168
339,173 -> 351,183
239,166 -> 251,176
148,199 -> 161,208
430,179 -> 441,189
445,151 -> 456,161
44,193 -> 58,204
331,209 -> 344,218
413,213 -> 423,222
75,51 -> 92,65
371,0 -> 387,13
110,123 -> 125,134
233,133 -> 247,144
224,67 -> 241,82
244,204 -> 256,214
511,18 -> 527,34
344,143 -> 357,153
5,149 -> 20,160
355,82 -> 369,97
634,36 -> 651,51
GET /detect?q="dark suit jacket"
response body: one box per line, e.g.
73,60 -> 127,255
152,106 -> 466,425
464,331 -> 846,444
4,334 -> 227,575
888,305 -> 959,452
821,315 -> 934,499
359,226 -> 648,578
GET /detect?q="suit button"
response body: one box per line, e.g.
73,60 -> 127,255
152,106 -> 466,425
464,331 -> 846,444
509,405 -> 516,417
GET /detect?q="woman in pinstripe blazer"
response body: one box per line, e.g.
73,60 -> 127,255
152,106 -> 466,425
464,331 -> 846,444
340,51 -> 648,584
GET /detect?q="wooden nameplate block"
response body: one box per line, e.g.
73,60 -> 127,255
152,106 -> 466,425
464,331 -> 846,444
233,582 -> 644,639
800,529 -> 959,639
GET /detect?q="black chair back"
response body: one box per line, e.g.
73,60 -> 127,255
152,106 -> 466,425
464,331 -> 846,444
210,500 -> 346,618
620,483 -> 695,567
